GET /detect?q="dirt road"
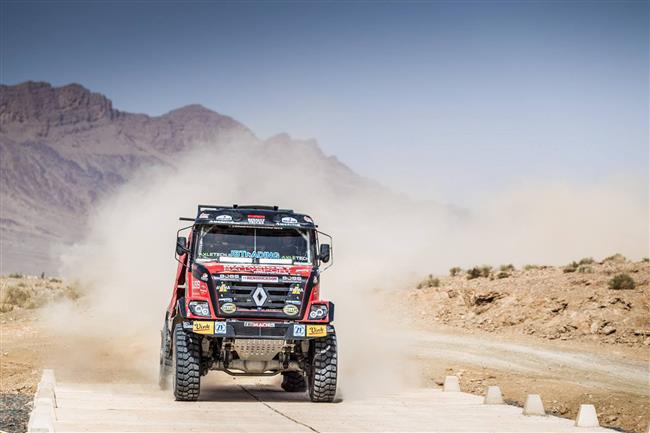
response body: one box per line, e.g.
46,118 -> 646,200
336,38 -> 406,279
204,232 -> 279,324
410,330 -> 648,395
408,328 -> 649,432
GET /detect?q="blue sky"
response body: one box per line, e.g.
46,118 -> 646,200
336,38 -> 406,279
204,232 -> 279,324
2,1 -> 648,203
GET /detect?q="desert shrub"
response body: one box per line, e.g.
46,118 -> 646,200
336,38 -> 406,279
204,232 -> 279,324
466,267 -> 481,280
608,273 -> 635,290
2,286 -> 30,307
577,265 -> 593,274
496,271 -> 510,279
466,265 -> 494,279
417,275 -> 439,289
7,273 -> 23,278
563,261 -> 579,273
523,264 -> 540,271
604,253 -> 626,263
578,257 -> 595,265
642,257 -> 649,263
49,277 -> 62,283
449,267 -> 462,277
467,266 -> 481,280
0,303 -> 14,313
499,264 -> 515,272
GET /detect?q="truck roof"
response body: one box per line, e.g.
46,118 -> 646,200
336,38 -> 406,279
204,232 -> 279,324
180,204 -> 316,229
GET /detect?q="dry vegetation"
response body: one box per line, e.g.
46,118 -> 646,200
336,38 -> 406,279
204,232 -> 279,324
410,255 -> 650,347
0,274 -> 82,313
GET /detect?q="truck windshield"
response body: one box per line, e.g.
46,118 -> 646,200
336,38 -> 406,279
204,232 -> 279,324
194,225 -> 313,265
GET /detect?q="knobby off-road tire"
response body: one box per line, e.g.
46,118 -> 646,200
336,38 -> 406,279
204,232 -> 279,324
172,323 -> 201,401
308,333 -> 337,402
158,319 -> 172,390
281,371 -> 307,392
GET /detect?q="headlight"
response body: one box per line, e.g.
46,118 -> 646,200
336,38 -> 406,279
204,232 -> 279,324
188,301 -> 211,317
308,304 -> 328,320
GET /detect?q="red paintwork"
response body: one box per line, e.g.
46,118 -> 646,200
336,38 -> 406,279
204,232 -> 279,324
167,251 -> 331,323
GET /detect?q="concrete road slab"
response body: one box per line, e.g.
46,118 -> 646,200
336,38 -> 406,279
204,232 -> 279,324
51,376 -> 615,433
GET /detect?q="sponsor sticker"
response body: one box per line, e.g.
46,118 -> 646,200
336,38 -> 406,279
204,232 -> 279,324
241,275 -> 279,283
215,214 -> 233,222
218,282 -> 230,293
244,321 -> 276,328
198,213 -> 210,219
283,304 -> 299,316
306,325 -> 327,337
191,280 -> 208,297
293,324 -> 306,337
215,321 -> 227,334
218,297 -> 233,302
223,265 -> 290,275
281,216 -> 298,224
221,303 -> 237,314
218,274 -> 240,281
303,216 -> 313,223
281,276 -> 302,282
247,215 -> 265,224
192,321 -> 214,334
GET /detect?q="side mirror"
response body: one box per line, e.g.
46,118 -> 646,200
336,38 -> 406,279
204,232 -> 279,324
319,244 -> 331,263
176,236 -> 188,256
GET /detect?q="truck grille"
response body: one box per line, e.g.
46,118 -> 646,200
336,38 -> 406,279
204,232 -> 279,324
212,275 -> 307,318
229,284 -> 293,309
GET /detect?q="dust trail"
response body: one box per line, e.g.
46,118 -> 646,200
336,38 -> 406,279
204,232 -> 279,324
48,139 -> 648,397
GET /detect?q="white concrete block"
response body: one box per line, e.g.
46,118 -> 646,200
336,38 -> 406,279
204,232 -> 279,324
523,394 -> 545,416
483,386 -> 504,404
27,404 -> 54,432
443,375 -> 460,392
41,369 -> 56,386
575,404 -> 599,427
36,382 -> 57,408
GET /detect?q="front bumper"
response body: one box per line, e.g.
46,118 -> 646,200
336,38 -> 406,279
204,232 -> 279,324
182,319 -> 334,340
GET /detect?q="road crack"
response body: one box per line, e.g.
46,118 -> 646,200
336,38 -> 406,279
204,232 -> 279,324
239,385 -> 321,433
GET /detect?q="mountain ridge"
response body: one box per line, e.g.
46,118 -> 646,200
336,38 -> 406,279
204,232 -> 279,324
0,81 -> 364,273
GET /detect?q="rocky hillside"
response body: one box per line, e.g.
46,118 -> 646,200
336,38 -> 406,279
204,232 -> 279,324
0,81 -> 364,273
407,255 -> 650,347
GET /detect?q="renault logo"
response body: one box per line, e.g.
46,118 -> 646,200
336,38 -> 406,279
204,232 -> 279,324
252,285 -> 268,307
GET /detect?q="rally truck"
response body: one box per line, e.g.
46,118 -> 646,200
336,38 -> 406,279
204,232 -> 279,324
159,204 -> 337,402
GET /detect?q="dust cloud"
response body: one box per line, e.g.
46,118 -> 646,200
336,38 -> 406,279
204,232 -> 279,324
48,139 -> 648,397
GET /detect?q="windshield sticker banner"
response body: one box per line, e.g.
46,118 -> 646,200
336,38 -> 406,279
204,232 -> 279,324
230,250 -> 280,259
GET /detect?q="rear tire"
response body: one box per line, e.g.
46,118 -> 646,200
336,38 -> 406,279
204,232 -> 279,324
308,332 -> 337,402
172,323 -> 201,401
158,318 -> 172,390
281,371 -> 307,392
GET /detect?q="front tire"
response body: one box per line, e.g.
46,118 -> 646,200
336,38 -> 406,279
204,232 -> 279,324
281,371 -> 307,392
172,323 -> 201,401
308,333 -> 338,402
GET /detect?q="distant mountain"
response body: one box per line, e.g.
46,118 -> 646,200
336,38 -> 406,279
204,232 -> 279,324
0,81 -> 366,273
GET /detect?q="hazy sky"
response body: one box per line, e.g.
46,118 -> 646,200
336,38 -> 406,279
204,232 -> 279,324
2,1 -> 648,203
